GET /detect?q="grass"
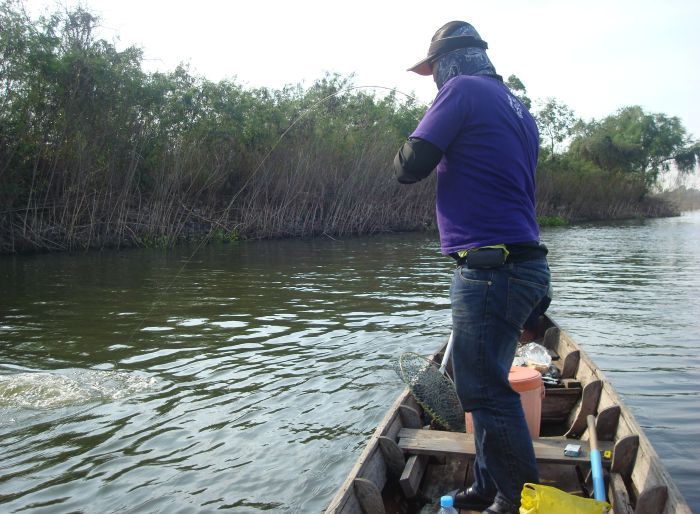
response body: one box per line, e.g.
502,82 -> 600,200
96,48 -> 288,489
537,216 -> 569,227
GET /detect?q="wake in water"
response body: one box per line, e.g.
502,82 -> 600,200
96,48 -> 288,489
0,368 -> 158,410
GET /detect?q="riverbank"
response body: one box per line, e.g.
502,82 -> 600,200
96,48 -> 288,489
0,193 -> 682,254
1,174 -> 685,255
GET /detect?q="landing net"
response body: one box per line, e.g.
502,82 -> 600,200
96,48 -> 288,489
394,352 -> 465,432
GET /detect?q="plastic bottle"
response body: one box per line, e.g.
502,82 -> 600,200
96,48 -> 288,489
438,495 -> 458,514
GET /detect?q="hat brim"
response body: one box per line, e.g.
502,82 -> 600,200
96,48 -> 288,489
408,35 -> 489,76
407,57 -> 432,76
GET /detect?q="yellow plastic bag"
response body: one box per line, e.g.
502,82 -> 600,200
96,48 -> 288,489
520,483 -> 610,514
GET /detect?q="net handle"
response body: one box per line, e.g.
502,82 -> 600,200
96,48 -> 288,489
438,330 -> 455,375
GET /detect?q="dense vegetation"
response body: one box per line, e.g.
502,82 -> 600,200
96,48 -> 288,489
1,2 -> 698,253
521,94 -> 699,222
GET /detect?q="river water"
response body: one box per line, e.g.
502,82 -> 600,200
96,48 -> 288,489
1,211 -> 698,513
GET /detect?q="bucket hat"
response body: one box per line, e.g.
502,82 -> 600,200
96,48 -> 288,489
408,21 -> 489,76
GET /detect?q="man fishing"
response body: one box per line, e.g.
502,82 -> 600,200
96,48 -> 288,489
393,21 -> 551,514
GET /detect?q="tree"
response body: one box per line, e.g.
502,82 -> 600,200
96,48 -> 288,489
505,74 -> 531,109
569,106 -> 699,187
535,98 -> 577,158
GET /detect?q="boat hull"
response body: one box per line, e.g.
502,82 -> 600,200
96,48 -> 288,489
325,316 -> 691,514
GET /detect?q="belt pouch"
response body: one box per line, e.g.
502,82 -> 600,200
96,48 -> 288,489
466,248 -> 506,269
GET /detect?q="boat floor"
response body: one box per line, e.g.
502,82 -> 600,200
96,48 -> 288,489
384,457 -> 590,514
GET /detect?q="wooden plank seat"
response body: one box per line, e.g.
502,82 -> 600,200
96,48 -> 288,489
397,428 -> 614,467
541,386 -> 582,424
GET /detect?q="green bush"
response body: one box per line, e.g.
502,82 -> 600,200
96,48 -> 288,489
0,3 -> 431,252
0,2 -> 688,253
537,216 -> 568,227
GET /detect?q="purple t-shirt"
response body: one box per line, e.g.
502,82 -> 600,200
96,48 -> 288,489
411,75 -> 540,255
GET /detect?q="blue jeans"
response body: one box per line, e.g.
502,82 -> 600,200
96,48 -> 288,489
450,258 -> 550,508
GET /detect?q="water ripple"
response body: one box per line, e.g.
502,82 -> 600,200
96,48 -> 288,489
0,214 -> 698,511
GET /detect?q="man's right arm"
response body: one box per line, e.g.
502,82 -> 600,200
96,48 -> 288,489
393,137 -> 443,184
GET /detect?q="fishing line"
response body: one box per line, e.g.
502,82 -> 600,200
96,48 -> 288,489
125,84 -> 426,343
221,85 -> 421,218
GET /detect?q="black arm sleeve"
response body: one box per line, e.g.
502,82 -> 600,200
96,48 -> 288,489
393,137 -> 444,184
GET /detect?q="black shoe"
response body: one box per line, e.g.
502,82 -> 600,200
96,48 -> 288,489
453,486 -> 495,510
481,499 -> 519,514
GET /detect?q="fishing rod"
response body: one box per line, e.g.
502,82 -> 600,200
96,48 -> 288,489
219,85 -> 421,219
126,84 -> 425,341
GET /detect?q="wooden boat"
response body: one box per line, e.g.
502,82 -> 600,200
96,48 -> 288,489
325,316 -> 691,514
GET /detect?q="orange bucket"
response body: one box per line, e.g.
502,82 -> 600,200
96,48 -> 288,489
465,366 -> 544,438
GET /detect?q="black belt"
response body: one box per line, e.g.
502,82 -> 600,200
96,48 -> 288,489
450,243 -> 548,269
